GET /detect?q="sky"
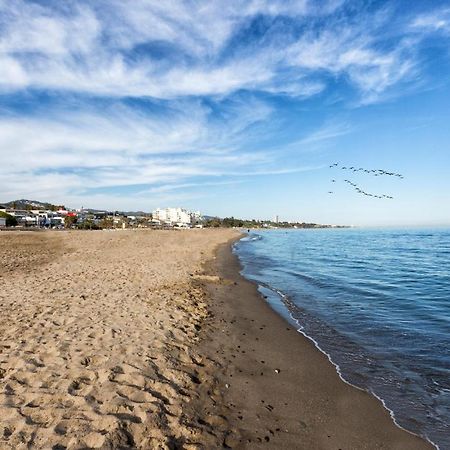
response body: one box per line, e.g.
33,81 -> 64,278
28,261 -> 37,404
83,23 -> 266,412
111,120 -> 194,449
1,0 -> 449,226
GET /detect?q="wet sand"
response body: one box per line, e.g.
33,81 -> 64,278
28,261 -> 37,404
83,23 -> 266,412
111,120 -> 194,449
0,229 -> 435,449
193,236 -> 435,449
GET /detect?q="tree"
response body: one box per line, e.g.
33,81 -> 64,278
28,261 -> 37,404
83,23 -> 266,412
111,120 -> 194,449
64,215 -> 77,228
0,211 -> 17,227
99,217 -> 114,229
77,220 -> 100,230
204,218 -> 221,228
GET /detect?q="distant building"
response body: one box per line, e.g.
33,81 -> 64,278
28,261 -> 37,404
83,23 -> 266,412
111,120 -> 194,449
0,217 -> 6,227
152,207 -> 201,227
4,208 -> 67,228
273,215 -> 279,223
6,209 -> 38,226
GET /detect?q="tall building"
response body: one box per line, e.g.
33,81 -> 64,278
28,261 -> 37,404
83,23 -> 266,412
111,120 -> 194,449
152,207 -> 200,226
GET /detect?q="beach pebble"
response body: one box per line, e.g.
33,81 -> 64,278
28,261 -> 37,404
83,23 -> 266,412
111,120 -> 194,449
83,431 -> 105,448
224,432 -> 239,447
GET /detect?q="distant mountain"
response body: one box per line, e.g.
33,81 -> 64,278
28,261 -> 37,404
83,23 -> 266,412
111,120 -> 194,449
118,210 -> 151,216
1,200 -> 152,216
2,199 -> 64,210
202,215 -> 218,221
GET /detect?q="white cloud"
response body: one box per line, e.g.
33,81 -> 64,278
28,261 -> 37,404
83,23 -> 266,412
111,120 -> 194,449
0,3 -> 99,56
0,98 -> 278,204
0,55 -> 28,88
0,0 -> 430,100
0,1 -> 447,210
410,8 -> 450,33
0,90 -> 330,209
294,122 -> 352,146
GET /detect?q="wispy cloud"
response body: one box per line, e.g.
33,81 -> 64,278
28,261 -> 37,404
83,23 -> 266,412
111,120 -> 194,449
410,8 -> 450,33
0,96 -> 286,206
0,0 -> 435,100
294,122 -> 352,146
0,1 -> 447,209
137,180 -> 245,196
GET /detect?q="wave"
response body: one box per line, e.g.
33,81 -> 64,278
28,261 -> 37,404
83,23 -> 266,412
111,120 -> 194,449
233,229 -> 449,448
238,233 -> 263,242
251,279 -> 440,449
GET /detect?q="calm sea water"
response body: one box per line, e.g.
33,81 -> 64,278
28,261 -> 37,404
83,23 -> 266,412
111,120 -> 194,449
234,228 -> 450,449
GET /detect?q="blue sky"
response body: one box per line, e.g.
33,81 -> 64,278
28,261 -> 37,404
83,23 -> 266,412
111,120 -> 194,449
1,0 -> 449,225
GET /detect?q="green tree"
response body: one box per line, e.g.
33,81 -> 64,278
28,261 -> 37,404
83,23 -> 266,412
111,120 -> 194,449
77,220 -> 100,230
99,217 -> 114,229
0,211 -> 18,227
64,215 -> 77,228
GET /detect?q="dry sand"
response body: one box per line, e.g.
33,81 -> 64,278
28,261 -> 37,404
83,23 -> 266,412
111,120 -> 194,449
0,229 -> 237,449
0,229 -> 435,449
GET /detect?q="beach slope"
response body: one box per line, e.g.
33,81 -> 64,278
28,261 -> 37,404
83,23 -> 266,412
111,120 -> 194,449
193,237 -> 435,449
0,229 -> 434,449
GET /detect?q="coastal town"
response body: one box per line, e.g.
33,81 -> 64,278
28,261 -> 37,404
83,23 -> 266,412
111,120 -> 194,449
0,201 -> 203,230
0,199 -> 345,230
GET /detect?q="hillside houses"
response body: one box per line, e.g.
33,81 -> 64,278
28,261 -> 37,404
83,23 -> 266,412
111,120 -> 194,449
0,207 -> 70,228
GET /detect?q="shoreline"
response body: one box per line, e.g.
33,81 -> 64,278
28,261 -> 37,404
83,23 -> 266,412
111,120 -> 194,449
195,235 -> 435,449
241,277 -> 439,450
0,229 -> 439,449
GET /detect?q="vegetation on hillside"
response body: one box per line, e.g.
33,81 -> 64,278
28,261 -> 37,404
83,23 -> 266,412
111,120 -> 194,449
204,216 -> 334,229
4,199 -> 64,211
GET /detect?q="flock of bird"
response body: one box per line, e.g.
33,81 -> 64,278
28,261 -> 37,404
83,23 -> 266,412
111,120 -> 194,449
327,163 -> 403,199
329,162 -> 404,178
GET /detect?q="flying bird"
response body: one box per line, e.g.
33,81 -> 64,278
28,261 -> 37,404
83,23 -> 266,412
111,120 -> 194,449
328,163 -> 403,199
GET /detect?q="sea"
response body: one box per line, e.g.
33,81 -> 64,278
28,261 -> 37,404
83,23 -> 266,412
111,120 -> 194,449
234,228 -> 450,449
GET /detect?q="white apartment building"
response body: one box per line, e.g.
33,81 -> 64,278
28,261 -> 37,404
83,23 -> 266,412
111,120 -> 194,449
152,207 -> 193,226
152,207 -> 202,227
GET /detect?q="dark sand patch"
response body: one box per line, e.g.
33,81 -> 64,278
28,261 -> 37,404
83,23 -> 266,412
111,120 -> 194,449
192,236 -> 434,449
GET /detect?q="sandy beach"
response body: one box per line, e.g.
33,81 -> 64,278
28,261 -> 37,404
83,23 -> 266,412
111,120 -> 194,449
196,237 -> 435,449
0,229 -> 237,449
0,229 -> 434,449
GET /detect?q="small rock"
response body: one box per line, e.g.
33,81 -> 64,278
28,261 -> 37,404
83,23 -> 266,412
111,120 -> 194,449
83,432 -> 105,448
224,432 -> 239,448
